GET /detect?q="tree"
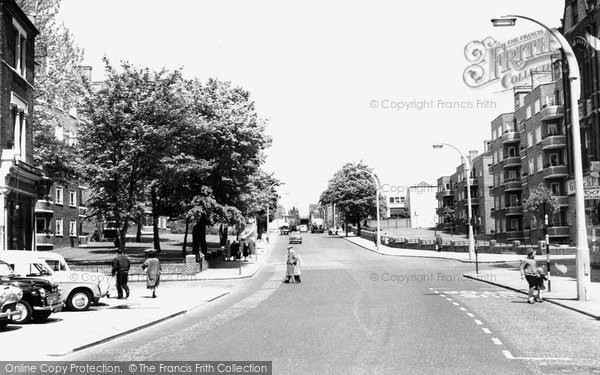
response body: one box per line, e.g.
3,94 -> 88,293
437,206 -> 457,236
17,0 -> 86,183
320,162 -> 386,236
523,184 -> 560,238
185,78 -> 271,255
78,60 -> 190,250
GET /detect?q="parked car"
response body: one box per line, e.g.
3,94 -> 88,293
0,251 -> 104,311
0,260 -> 62,323
36,251 -> 109,307
0,284 -> 22,329
279,225 -> 290,235
298,224 -> 308,233
289,231 -> 302,244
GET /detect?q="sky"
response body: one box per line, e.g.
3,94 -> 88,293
58,0 -> 566,216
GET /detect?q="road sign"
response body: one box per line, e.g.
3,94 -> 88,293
584,186 -> 600,200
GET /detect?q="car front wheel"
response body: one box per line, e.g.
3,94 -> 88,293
67,290 -> 92,311
13,301 -> 32,324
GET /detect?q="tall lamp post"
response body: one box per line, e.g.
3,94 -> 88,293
433,143 -> 475,260
492,15 -> 591,301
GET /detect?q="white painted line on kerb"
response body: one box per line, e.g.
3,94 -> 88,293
482,328 -> 492,334
474,320 -> 483,325
503,350 -> 514,359
492,338 -> 503,345
467,313 -> 475,318
452,302 -> 459,306
459,307 -> 467,312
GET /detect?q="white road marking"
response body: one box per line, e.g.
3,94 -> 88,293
446,298 -> 453,301
467,313 -> 475,317
474,320 -> 483,325
492,338 -> 503,345
482,328 -> 492,334
440,294 -> 446,297
452,302 -> 459,306
433,291 -> 440,294
503,350 -> 514,359
459,307 -> 467,311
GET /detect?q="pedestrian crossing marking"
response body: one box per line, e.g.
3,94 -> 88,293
441,290 -> 517,299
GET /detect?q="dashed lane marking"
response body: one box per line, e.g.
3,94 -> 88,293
492,338 -> 503,345
452,302 -> 459,306
482,328 -> 492,334
467,313 -> 475,318
474,319 -> 483,325
503,350 -> 514,359
459,307 -> 467,312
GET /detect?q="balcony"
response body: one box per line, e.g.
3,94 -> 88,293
540,105 -> 564,122
503,156 -> 521,168
505,205 -> 523,216
501,131 -> 520,144
547,226 -> 570,237
503,177 -> 522,191
543,164 -> 568,179
556,196 -> 569,206
436,189 -> 453,200
541,135 -> 566,150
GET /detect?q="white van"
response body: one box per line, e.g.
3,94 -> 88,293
0,251 -> 106,311
36,252 -> 109,304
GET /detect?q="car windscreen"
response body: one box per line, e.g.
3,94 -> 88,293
27,263 -> 53,277
0,262 -> 13,276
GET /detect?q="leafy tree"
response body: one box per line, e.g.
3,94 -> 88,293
320,162 -> 386,236
523,184 -> 560,234
185,78 -> 271,255
78,60 -> 190,250
17,0 -> 85,182
437,206 -> 457,235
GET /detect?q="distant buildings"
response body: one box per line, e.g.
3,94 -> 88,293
406,182 -> 437,228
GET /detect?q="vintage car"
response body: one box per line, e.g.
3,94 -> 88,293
0,284 -> 22,329
35,251 -> 109,307
0,260 -> 62,323
0,251 -> 104,312
289,231 -> 302,244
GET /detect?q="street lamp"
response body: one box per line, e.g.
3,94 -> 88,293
492,15 -> 591,301
433,143 -> 475,260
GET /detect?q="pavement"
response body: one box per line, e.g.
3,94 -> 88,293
341,233 -> 600,320
0,233 -> 278,359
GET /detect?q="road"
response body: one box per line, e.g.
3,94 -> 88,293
67,233 -> 600,374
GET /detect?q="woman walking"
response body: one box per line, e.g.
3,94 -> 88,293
284,246 -> 302,283
520,249 -> 542,303
142,249 -> 161,298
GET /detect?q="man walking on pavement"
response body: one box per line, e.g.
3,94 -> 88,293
112,249 -> 130,299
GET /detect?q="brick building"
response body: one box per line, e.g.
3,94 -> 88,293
0,1 -> 50,250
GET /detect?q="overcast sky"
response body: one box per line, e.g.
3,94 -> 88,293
58,0 -> 565,215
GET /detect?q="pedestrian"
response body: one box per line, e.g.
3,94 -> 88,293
436,234 -> 443,252
232,240 -> 240,260
383,232 -> 389,245
247,236 -> 256,258
242,239 -> 249,260
111,249 -> 130,299
225,239 -> 232,261
520,249 -> 542,303
284,246 -> 302,283
142,249 -> 161,298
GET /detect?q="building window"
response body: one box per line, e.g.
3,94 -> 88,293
550,182 -> 561,195
526,106 -> 532,119
534,99 -> 541,114
69,190 -> 77,207
529,159 -> 534,175
528,132 -> 533,148
510,218 -> 520,231
535,127 -> 542,143
537,155 -> 543,172
55,186 -> 63,205
549,153 -> 560,166
69,220 -> 77,237
36,217 -> 50,234
55,218 -> 63,236
507,146 -> 516,157
548,123 -> 558,136
12,21 -> 27,77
